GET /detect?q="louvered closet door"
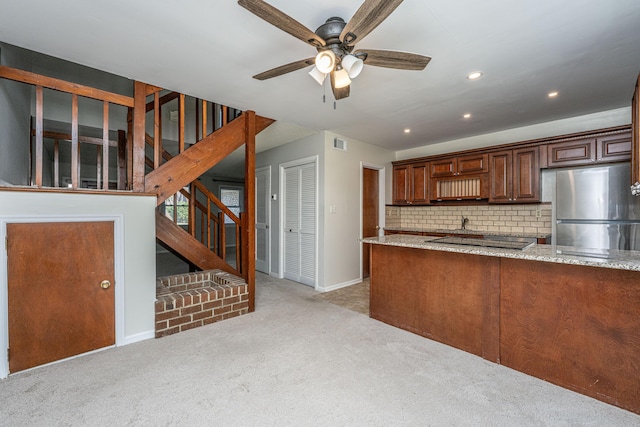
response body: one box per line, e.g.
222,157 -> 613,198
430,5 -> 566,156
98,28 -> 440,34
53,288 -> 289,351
283,161 -> 316,287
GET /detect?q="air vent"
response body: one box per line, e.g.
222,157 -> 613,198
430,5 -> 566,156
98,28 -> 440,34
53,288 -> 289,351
333,138 -> 347,151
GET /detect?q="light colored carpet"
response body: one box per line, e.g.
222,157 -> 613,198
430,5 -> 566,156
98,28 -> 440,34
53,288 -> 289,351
1,273 -> 638,426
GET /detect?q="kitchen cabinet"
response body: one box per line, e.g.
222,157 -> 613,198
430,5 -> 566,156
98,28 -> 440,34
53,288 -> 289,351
430,153 -> 488,177
545,138 -> 596,167
392,162 -> 429,205
489,147 -> 540,203
543,133 -> 630,168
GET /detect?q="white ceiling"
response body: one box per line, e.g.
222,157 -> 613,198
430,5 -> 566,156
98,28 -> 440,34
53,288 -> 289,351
1,0 -> 640,153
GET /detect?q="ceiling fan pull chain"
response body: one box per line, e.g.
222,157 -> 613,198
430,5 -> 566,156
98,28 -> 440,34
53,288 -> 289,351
334,101 -> 337,110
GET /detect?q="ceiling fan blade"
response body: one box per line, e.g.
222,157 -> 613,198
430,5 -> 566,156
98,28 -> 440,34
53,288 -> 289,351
355,49 -> 431,70
253,58 -> 316,80
330,72 -> 351,100
340,0 -> 403,46
238,0 -> 325,47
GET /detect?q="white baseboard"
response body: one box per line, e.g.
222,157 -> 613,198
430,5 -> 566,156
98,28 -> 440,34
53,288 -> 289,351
269,272 -> 282,279
316,277 -> 363,293
122,330 -> 155,346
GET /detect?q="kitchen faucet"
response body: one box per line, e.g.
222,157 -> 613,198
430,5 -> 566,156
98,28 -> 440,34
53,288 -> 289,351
461,216 -> 469,230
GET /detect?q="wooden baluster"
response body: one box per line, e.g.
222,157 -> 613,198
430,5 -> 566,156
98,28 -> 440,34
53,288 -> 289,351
207,199 -> 211,250
222,105 -> 228,127
178,93 -> 185,153
71,94 -> 79,189
96,146 -> 102,189
54,140 -> 59,187
35,86 -> 43,187
102,101 -> 109,190
172,194 -> 178,224
201,100 -> 207,139
154,92 -> 161,169
117,130 -> 127,190
219,212 -> 226,260
236,215 -> 243,275
189,183 -> 196,237
195,98 -> 200,141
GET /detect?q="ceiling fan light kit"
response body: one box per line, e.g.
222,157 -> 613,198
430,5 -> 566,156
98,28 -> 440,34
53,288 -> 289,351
238,0 -> 431,100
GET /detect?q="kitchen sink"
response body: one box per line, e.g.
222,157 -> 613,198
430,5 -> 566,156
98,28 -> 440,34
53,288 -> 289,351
429,235 -> 537,250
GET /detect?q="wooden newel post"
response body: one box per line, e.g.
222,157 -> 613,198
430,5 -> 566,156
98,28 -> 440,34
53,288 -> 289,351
244,110 -> 256,312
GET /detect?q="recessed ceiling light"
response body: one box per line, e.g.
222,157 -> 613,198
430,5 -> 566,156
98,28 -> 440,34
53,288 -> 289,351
404,128 -> 411,134
463,113 -> 471,119
548,91 -> 559,98
467,71 -> 483,80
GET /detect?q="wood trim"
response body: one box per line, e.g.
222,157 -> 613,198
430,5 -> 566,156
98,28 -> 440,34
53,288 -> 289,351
178,94 -> 185,153
245,111 -> 257,311
132,81 -> 146,192
0,65 -> 134,107
154,92 -> 161,169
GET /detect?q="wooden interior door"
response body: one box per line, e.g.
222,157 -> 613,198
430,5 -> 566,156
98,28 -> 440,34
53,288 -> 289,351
7,221 -> 115,373
362,168 -> 379,278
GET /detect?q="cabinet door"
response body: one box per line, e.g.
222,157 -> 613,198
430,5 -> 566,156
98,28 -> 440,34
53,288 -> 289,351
489,151 -> 512,203
410,162 -> 429,204
392,165 -> 410,204
430,158 -> 456,177
512,147 -> 540,202
597,132 -> 632,163
546,138 -> 596,167
458,153 -> 488,175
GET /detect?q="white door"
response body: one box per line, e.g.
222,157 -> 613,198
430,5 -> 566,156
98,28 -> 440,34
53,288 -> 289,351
255,166 -> 270,274
283,161 -> 316,287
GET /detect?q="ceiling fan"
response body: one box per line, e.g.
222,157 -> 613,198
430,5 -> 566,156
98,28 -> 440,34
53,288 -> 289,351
237,0 -> 431,100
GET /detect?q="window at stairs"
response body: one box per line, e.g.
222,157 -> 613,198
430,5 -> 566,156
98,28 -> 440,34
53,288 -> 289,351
221,186 -> 243,224
164,191 -> 189,226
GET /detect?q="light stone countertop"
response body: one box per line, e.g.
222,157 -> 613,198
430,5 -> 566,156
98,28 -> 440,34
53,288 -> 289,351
363,234 -> 640,272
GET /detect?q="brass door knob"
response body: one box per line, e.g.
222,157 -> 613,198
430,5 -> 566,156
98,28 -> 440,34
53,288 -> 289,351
100,280 -> 111,289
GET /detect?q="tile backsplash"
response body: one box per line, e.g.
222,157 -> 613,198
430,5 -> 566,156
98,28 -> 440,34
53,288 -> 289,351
386,203 -> 552,235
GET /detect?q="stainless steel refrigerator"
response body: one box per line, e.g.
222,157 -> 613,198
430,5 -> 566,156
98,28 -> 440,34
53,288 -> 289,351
556,163 -> 640,251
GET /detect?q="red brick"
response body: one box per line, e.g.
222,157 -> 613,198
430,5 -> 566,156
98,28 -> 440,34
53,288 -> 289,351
155,326 -> 179,338
180,320 -> 203,332
181,304 -> 203,315
155,320 -> 168,330
182,295 -> 193,306
223,311 -> 241,320
193,310 -> 213,321
174,298 -> 184,308
232,302 -> 249,311
203,300 -> 223,310
155,300 -> 165,311
214,305 -> 232,315
240,294 -> 249,302
223,296 -> 240,306
156,309 -> 180,322
169,315 -> 192,327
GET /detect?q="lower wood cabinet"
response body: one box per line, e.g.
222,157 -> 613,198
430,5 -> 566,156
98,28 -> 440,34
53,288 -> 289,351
489,147 -> 540,203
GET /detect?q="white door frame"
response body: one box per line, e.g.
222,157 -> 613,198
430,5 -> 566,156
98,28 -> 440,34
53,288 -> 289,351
255,165 -> 271,274
360,162 -> 386,278
279,155 -> 319,287
0,214 -> 125,379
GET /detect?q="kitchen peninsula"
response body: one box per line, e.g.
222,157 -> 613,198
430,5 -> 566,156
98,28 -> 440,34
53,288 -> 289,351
363,234 -> 640,414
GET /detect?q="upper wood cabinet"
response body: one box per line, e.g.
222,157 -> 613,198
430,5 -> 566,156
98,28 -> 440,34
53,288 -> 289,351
544,133 -> 630,168
430,153 -> 488,177
489,147 -> 540,204
393,162 -> 429,205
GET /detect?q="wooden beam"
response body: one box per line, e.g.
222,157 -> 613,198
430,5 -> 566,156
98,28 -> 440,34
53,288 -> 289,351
145,114 -> 247,204
154,92 -> 161,169
244,110 -> 256,312
132,81 -> 146,192
178,94 -> 185,153
145,91 -> 179,113
0,65 -> 134,107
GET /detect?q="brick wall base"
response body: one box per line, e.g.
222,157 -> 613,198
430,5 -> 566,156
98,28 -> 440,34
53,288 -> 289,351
155,269 -> 249,338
